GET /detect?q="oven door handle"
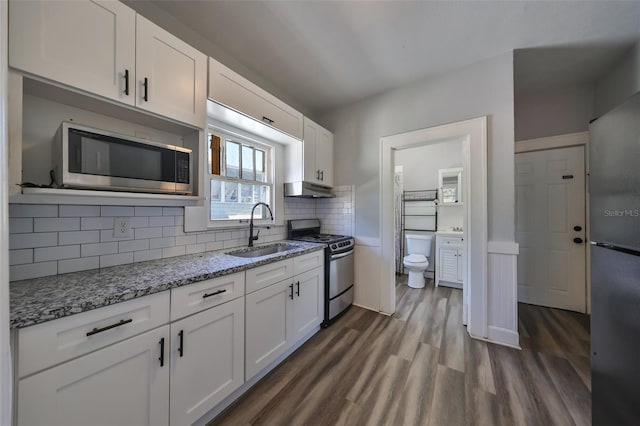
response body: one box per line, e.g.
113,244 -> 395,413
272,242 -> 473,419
331,249 -> 354,260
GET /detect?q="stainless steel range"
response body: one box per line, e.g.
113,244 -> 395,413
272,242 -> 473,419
288,219 -> 354,327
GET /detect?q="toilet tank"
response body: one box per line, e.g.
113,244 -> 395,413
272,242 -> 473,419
405,233 -> 433,256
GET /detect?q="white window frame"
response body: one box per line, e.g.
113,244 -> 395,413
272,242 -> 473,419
206,125 -> 275,228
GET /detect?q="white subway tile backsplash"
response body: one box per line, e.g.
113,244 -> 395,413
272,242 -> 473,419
59,205 -> 100,217
9,249 -> 33,266
186,243 -> 206,254
135,206 -> 163,216
34,245 -> 80,262
10,232 -> 57,250
175,235 -> 197,246
134,227 -> 163,239
82,217 -> 115,230
11,261 -> 57,281
82,242 -> 118,257
223,239 -> 242,249
58,257 -> 100,274
163,226 -> 185,237
100,229 -> 134,242
215,232 -> 232,242
149,237 -> 175,249
206,241 -> 223,251
134,249 -> 162,263
174,215 -> 184,226
101,206 -> 134,217
59,230 -> 100,245
119,239 -> 149,253
163,207 -> 183,216
196,233 -> 216,244
149,216 -> 174,227
130,217 -> 149,228
34,217 -> 80,232
9,204 -> 57,218
162,246 -> 186,258
100,252 -> 133,268
9,218 -> 33,234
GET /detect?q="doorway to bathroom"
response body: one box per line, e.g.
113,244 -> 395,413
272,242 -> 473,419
380,117 -> 488,340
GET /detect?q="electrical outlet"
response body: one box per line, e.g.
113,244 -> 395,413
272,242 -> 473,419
114,217 -> 132,239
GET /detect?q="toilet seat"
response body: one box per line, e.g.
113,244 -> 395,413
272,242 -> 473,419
404,254 -> 427,263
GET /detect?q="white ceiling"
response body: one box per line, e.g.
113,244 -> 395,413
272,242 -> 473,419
150,0 -> 640,113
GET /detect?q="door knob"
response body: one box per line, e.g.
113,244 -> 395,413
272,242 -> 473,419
574,225 -> 582,232
573,237 -> 583,244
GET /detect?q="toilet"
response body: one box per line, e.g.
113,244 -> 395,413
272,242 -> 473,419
403,233 -> 433,288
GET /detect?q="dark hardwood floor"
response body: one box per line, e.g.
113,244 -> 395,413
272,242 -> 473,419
211,276 -> 591,425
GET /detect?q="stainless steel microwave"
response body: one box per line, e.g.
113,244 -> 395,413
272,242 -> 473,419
54,122 -> 193,194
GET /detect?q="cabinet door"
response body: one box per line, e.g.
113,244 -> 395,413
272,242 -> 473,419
136,15 -> 206,128
291,267 -> 323,342
9,0 -> 136,105
170,298 -> 244,426
18,326 -> 169,426
457,249 -> 465,283
303,119 -> 319,184
208,58 -> 303,139
316,128 -> 334,187
245,279 -> 292,380
438,246 -> 460,283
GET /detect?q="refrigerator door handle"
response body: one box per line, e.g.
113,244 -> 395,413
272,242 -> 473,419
591,241 -> 640,257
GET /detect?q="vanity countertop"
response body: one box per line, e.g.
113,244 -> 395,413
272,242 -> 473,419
9,241 -> 325,329
436,230 -> 464,237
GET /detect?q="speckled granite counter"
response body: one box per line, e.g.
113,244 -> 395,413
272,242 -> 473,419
10,241 -> 325,329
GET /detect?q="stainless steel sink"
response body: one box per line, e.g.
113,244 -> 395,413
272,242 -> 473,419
227,243 -> 299,258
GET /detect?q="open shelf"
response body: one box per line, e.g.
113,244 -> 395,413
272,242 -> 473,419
10,187 -> 202,207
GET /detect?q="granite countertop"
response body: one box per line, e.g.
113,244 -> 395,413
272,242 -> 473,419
9,240 -> 325,329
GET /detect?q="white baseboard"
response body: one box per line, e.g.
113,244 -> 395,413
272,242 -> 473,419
486,325 -> 521,349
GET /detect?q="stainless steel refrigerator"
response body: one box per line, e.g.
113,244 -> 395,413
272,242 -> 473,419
590,92 -> 640,425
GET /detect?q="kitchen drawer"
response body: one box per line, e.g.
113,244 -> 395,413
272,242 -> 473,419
245,258 -> 293,294
18,291 -> 170,378
293,250 -> 325,276
170,272 -> 245,321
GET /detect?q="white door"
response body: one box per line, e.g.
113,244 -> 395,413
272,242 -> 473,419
515,146 -> 586,312
18,326 -> 169,426
291,267 -> 323,342
135,15 -> 206,127
170,298 -> 244,426
9,0 -> 136,105
245,279 -> 292,380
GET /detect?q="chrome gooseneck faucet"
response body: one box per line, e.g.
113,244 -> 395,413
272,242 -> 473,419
248,202 -> 274,247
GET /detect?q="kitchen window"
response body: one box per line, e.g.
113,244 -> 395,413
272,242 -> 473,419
207,129 -> 273,223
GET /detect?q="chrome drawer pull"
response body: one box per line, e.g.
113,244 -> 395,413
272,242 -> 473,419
202,289 -> 227,299
86,318 -> 133,337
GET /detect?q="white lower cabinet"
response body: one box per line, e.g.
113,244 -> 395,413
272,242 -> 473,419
18,325 -> 170,426
436,234 -> 464,288
169,297 -> 244,426
245,265 -> 324,380
245,278 -> 292,380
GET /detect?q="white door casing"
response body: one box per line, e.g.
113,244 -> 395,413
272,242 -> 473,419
515,146 -> 586,312
380,117 -> 489,341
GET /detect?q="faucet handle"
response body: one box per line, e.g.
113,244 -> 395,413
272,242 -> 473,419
253,229 -> 260,240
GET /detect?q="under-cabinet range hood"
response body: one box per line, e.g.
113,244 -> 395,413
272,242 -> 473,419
284,182 -> 334,198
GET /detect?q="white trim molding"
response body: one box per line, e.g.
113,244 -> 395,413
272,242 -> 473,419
380,116 -> 490,342
481,241 -> 521,348
515,131 -> 588,153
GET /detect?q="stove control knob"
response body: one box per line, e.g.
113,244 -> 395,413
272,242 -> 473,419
331,244 -> 337,250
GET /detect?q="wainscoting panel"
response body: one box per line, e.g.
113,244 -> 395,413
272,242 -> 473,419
486,241 -> 520,348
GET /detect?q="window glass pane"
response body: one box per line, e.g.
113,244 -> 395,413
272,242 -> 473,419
242,145 -> 254,181
255,150 -> 265,182
210,182 -> 271,220
225,141 -> 240,178
210,179 -> 221,202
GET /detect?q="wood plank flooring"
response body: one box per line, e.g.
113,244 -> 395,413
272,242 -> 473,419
211,276 -> 591,425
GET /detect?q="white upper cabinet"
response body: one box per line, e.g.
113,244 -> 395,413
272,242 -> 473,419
9,0 -> 136,106
9,1 -> 207,128
208,57 -> 303,139
302,117 -> 334,187
136,15 -> 206,128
